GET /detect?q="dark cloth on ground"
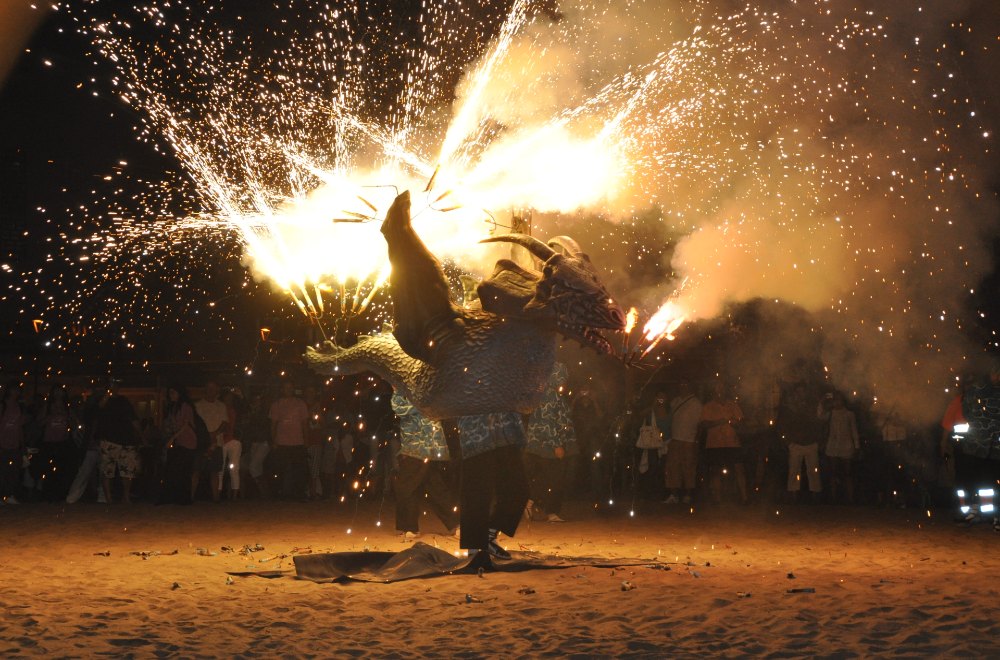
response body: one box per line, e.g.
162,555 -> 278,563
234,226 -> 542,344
273,542 -> 661,583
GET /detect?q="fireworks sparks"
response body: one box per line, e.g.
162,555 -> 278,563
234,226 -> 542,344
0,0 -> 994,421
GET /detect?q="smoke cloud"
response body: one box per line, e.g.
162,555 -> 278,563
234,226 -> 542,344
450,0 -> 999,421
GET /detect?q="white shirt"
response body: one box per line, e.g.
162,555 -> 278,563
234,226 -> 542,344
195,399 -> 228,436
670,395 -> 703,443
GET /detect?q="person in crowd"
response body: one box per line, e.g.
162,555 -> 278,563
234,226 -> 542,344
700,380 -> 747,504
159,384 -> 198,505
878,409 -> 910,507
218,389 -> 242,500
322,412 -> 355,501
633,389 -> 670,500
0,384 -> 26,505
34,385 -> 74,501
97,384 -> 141,504
391,393 -> 458,538
241,392 -> 272,498
525,362 -> 577,522
777,378 -> 824,503
818,392 -> 860,504
137,416 -> 164,499
269,380 -> 309,500
571,385 -> 605,498
65,391 -> 106,504
304,385 -> 325,500
194,380 -> 228,502
738,378 -> 780,502
360,380 -> 394,497
663,379 -> 702,504
938,381 -> 966,492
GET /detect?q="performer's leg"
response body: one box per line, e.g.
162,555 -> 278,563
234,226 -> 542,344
459,451 -> 494,551
394,455 -> 426,533
425,461 -> 459,531
489,445 -> 530,538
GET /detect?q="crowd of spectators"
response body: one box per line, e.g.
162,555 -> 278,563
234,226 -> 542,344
0,358 -> 996,518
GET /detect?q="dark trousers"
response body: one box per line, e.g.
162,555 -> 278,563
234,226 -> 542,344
395,455 -> 458,533
459,445 -> 529,551
0,448 -> 20,498
525,453 -> 569,515
159,446 -> 195,504
272,445 -> 308,500
34,441 -> 78,501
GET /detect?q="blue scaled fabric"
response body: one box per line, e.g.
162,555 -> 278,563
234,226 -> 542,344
455,412 -> 526,459
526,362 -> 577,458
391,394 -> 450,461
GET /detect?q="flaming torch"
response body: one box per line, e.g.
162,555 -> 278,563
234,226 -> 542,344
620,299 -> 687,365
640,300 -> 686,358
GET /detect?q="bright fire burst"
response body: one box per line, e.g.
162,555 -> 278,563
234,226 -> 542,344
11,0 -> 995,414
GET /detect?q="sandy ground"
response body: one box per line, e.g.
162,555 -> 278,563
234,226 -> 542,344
1,499 -> 998,657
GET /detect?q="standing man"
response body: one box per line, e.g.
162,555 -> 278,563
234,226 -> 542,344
663,380 -> 702,504
194,380 -> 228,502
778,379 -> 824,503
818,392 -> 860,503
0,384 -> 26,505
700,380 -> 747,504
97,385 -> 141,504
269,380 -> 309,500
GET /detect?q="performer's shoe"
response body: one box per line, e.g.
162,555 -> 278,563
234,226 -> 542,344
403,531 -> 421,540
467,549 -> 494,572
487,530 -> 512,560
546,513 -> 566,523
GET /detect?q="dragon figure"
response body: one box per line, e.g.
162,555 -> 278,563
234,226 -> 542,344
305,191 -> 626,419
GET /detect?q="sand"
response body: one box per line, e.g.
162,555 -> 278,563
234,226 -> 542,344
1,500 -> 998,657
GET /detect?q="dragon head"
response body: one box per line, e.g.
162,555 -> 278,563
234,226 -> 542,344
478,234 -> 627,355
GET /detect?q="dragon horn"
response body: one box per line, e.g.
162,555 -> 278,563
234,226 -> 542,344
480,234 -> 555,262
547,236 -> 582,256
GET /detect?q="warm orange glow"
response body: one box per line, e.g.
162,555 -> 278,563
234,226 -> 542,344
624,307 -> 638,334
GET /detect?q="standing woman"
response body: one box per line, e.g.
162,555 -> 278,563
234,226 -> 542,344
159,385 -> 198,505
218,390 -> 242,500
0,384 -> 26,504
36,385 -> 74,501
